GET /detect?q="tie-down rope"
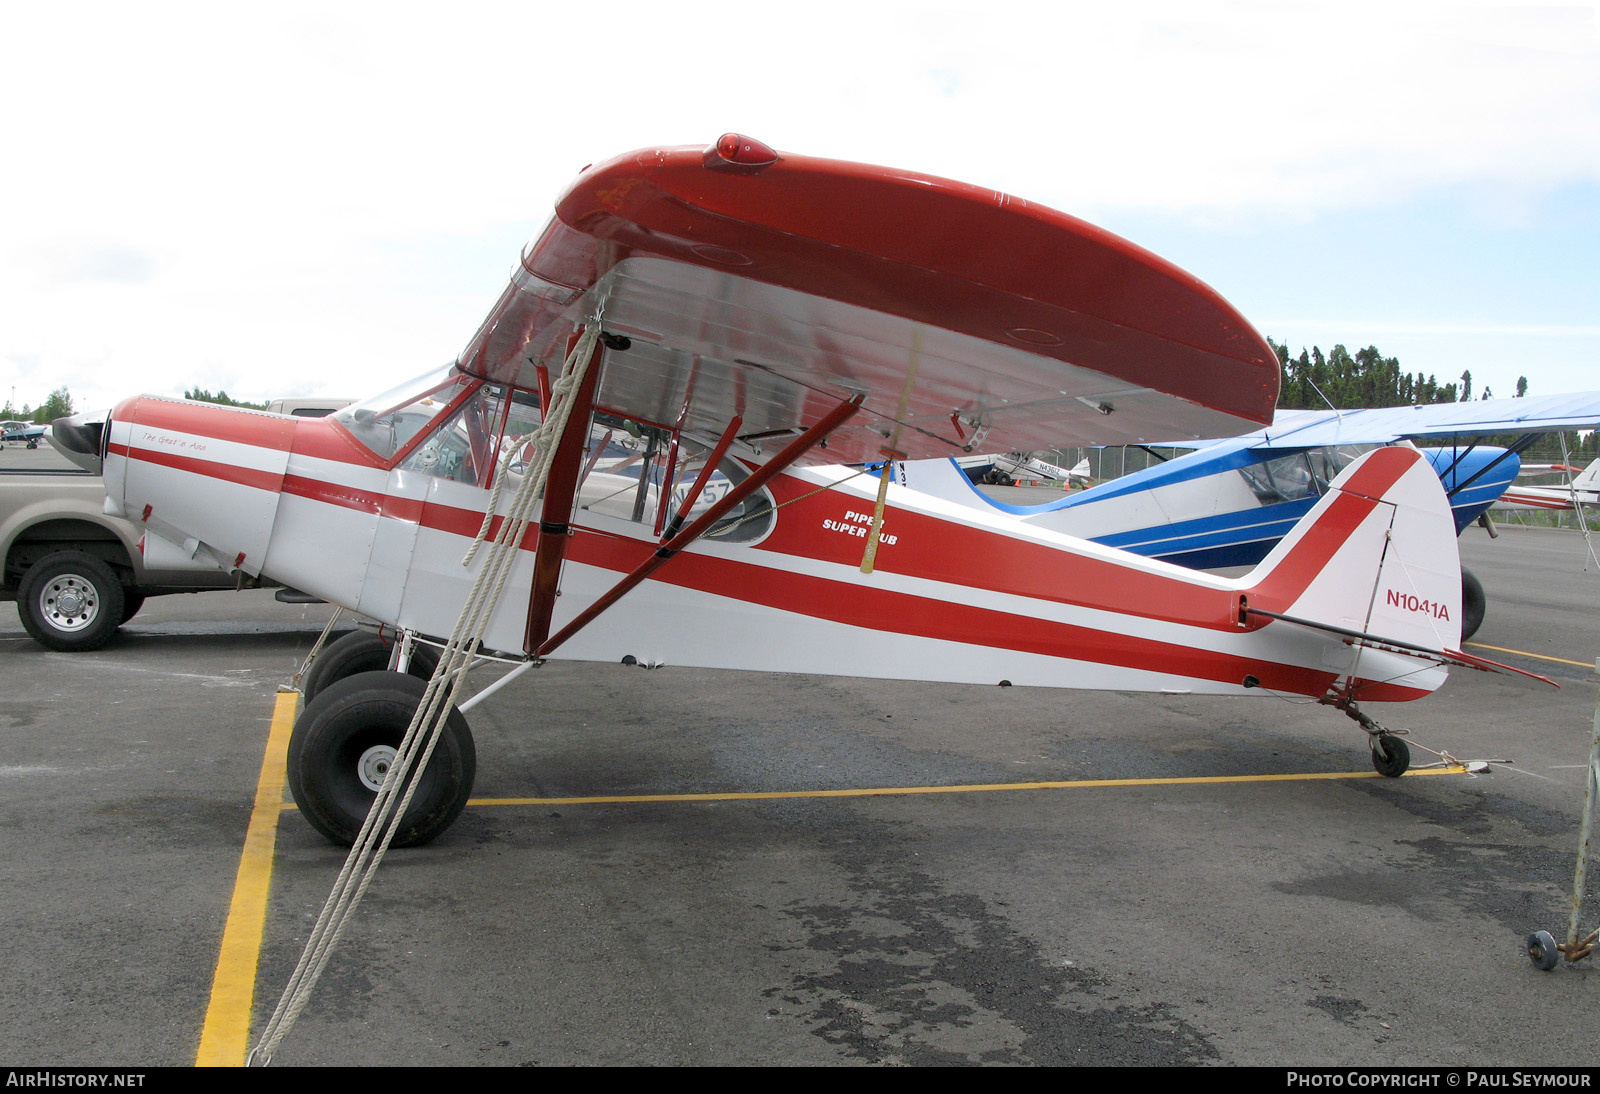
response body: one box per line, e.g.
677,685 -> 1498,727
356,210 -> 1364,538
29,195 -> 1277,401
250,324 -> 604,1064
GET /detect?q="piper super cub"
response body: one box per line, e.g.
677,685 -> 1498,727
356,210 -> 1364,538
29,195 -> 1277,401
55,135 -> 1543,849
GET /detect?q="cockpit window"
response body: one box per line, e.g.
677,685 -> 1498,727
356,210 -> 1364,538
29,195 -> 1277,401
574,416 -> 774,542
399,385 -> 543,487
1238,452 -> 1318,504
1308,444 -> 1378,489
1237,444 -> 1382,504
685,451 -> 775,543
334,365 -> 474,462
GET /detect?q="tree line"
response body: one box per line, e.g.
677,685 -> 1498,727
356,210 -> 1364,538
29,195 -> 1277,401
1271,338 -> 1595,460
0,386 -> 268,425
1271,339 -> 1528,411
1,386 -> 74,424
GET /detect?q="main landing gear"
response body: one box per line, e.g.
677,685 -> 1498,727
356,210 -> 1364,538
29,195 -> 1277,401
300,628 -> 442,704
287,671 -> 476,848
1461,569 -> 1486,644
288,628 -> 471,847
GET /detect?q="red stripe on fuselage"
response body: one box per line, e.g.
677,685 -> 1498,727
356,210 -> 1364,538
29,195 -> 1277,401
754,479 -> 1243,628
565,526 -> 1428,700
280,474 -> 542,549
112,437 -> 1433,699
108,441 -> 285,493
119,439 -> 1397,632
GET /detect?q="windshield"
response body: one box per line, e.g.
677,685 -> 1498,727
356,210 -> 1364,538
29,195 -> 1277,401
333,365 -> 476,461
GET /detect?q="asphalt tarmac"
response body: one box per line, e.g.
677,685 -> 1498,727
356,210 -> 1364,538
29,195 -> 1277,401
1,525 -> 1597,1067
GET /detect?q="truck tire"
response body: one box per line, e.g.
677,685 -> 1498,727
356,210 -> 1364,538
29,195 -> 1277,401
17,551 -> 126,651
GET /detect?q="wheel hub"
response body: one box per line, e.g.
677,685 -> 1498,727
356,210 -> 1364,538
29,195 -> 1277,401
357,745 -> 398,792
40,575 -> 98,631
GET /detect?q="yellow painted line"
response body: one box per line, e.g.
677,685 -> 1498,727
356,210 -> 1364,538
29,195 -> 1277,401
465,765 -> 1464,807
1467,641 -> 1595,669
193,691 -> 1465,1065
195,690 -> 297,1067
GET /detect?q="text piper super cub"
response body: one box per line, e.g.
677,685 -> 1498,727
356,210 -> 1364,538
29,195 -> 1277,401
63,134 -> 1541,850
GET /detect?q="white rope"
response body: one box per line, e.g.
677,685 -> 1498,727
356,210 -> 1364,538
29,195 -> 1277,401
250,323 -> 603,1064
461,429 -> 537,568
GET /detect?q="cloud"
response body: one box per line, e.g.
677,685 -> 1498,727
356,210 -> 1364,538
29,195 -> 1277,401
1,1 -> 1595,410
19,242 -> 156,285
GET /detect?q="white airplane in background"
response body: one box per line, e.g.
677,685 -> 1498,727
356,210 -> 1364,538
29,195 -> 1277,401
1495,458 -> 1600,512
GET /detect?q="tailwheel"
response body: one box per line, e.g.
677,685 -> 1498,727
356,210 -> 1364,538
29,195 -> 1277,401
287,671 -> 475,848
1527,930 -> 1561,971
1371,734 -> 1410,778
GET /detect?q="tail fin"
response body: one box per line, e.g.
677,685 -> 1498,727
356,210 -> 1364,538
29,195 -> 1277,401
1573,458 -> 1600,492
1245,446 -> 1462,654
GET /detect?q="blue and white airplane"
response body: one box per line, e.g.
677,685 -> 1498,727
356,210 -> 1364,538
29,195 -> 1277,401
890,392 -> 1600,640
0,420 -> 46,448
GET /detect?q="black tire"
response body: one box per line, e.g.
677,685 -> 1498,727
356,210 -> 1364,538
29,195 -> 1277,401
301,629 -> 441,705
1461,569 -> 1486,643
16,551 -> 126,652
119,591 -> 146,625
287,671 -> 475,848
1371,735 -> 1410,778
1527,930 -> 1560,971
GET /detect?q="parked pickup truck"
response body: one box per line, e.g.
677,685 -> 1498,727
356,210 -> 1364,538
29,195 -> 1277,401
1,398 -> 349,650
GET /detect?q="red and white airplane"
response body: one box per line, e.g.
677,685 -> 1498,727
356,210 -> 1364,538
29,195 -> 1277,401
56,135 -> 1543,848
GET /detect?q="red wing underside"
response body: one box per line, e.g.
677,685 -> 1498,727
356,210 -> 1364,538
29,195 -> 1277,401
456,142 -> 1280,466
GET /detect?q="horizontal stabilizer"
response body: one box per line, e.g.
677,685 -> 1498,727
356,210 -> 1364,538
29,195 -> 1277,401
1245,607 -> 1557,686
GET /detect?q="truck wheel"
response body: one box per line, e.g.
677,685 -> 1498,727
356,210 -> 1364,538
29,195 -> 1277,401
17,552 -> 126,651
301,629 -> 441,705
287,671 -> 475,847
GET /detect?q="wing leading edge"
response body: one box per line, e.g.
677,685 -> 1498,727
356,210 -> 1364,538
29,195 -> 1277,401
1246,392 -> 1600,450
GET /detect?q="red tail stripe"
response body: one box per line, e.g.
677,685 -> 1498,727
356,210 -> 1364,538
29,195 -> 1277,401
1247,447 -> 1415,611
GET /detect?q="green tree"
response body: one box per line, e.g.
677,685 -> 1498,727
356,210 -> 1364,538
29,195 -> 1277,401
33,387 -> 73,424
1272,339 -> 1456,410
1516,376 -> 1528,398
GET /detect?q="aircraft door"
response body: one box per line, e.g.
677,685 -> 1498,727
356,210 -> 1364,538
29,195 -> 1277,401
381,385 -> 545,649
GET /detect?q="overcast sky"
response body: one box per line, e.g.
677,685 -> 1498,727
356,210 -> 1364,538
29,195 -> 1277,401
2,1 -> 1595,417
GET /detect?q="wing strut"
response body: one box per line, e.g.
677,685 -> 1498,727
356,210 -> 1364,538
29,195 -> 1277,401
535,393 -> 865,659
524,331 -> 606,653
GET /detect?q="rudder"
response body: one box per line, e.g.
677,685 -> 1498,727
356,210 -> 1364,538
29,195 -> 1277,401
1245,446 -> 1462,654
